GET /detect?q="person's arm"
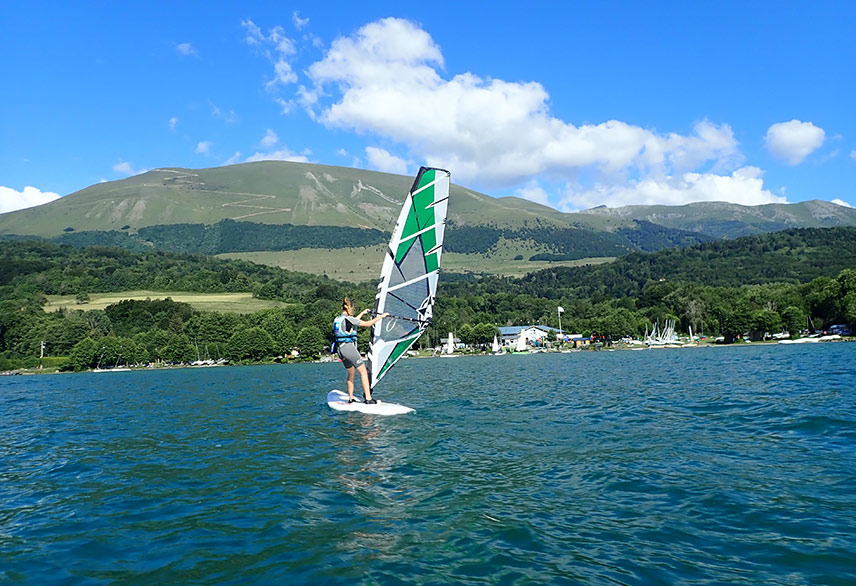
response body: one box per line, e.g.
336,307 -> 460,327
358,310 -> 388,327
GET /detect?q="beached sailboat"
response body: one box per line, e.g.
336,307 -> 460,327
441,332 -> 458,357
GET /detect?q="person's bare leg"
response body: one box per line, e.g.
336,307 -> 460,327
357,364 -> 372,401
346,367 -> 356,401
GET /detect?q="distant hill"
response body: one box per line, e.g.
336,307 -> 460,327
579,200 -> 856,239
0,161 -> 578,235
2,161 -> 853,277
0,161 -> 710,275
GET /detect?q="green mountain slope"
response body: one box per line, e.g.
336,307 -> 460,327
4,161 -> 852,278
5,162 -> 854,241
0,162 -> 711,276
0,161 -> 580,236
579,200 -> 856,239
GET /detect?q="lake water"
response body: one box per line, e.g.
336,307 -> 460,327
1,344 -> 855,585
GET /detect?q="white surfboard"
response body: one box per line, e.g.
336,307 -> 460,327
326,390 -> 414,416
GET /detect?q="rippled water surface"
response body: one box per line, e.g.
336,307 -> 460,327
2,344 -> 855,585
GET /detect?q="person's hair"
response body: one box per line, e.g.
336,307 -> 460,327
342,297 -> 355,315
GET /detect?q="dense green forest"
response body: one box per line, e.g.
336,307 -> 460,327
2,217 -> 710,259
1,219 -> 389,254
444,219 -> 709,257
1,226 -> 855,371
445,226 -> 856,298
0,239 -> 348,302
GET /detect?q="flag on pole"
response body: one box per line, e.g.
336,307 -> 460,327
557,306 -> 564,313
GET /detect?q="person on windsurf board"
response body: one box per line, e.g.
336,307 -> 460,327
333,297 -> 388,404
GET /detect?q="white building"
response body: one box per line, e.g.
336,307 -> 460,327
498,325 -> 558,346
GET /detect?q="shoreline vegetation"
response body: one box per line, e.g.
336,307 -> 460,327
2,227 -> 855,373
4,335 -> 853,377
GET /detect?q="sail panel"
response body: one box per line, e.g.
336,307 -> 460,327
376,334 -> 421,379
369,167 -> 450,390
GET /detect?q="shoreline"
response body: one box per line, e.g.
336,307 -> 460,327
4,337 -> 853,377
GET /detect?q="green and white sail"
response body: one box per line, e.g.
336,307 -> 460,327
368,166 -> 450,390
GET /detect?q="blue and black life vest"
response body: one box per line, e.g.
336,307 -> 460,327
333,315 -> 357,346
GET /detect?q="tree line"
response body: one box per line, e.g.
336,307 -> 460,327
3,220 -> 389,255
444,219 -> 710,258
1,297 -> 350,371
0,239 -> 351,303
1,226 -> 855,370
6,217 -> 709,260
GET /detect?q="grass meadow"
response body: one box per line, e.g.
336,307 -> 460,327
44,291 -> 290,314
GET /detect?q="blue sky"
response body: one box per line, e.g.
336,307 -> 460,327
2,1 -> 855,214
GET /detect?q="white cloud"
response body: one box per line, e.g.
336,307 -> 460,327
242,20 -> 298,90
765,120 -> 825,165
336,148 -> 360,168
168,116 -> 178,131
224,146 -> 310,166
223,152 -> 243,166
243,20 -> 264,48
302,18 -> 743,196
245,17 -> 812,208
515,181 -> 551,206
0,186 -> 61,214
209,101 -> 237,123
195,141 -> 213,155
260,129 -> 278,148
850,150 -> 856,161
275,97 -> 294,114
113,161 -> 144,176
365,147 -> 408,174
271,56 -> 297,88
176,42 -> 197,57
245,148 -> 310,163
831,198 -> 853,208
292,11 -> 309,30
559,167 -> 786,211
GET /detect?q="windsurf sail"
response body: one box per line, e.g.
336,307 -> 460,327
367,166 -> 450,390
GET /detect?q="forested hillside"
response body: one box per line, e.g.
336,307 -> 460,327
433,227 -> 856,347
2,217 -> 709,264
0,240 -> 374,370
0,220 -> 389,255
0,240 -> 350,302
460,226 -> 856,299
1,226 -> 854,371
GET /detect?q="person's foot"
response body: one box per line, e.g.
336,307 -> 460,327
348,398 -> 356,403
364,398 -> 377,404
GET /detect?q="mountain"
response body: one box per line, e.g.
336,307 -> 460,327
578,200 -> 856,239
0,162 -> 707,277
2,161 -> 853,278
0,161 -> 577,235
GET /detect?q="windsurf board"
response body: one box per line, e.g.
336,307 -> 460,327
326,390 -> 414,416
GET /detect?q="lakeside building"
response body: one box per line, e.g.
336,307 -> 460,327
499,325 -> 592,349
499,325 -> 553,346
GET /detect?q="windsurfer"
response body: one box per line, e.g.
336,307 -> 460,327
334,297 -> 388,404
